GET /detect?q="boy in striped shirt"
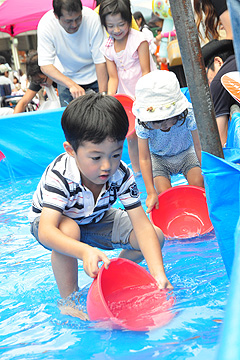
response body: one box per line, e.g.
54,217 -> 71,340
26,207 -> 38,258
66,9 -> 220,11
29,93 -> 172,318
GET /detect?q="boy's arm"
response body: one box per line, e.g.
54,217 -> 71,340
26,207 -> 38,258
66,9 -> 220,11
127,205 -> 172,289
138,41 -> 151,76
191,129 -> 202,164
38,207 -> 110,278
105,58 -> 119,95
138,137 -> 159,213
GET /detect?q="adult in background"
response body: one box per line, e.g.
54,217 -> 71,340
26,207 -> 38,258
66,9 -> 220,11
37,0 -> 108,106
194,0 -> 233,40
14,52 -> 55,113
202,39 -> 238,146
133,11 -> 157,55
0,64 -> 14,92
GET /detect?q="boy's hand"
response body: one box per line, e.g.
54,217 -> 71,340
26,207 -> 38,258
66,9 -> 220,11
146,192 -> 159,213
82,247 -> 110,278
154,273 -> 174,290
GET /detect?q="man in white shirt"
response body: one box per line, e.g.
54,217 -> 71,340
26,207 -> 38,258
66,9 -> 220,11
37,0 -> 108,106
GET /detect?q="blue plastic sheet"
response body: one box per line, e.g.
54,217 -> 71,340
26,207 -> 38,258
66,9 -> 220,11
202,149 -> 240,277
0,108 -> 65,181
0,108 -> 131,182
217,218 -> 240,360
226,112 -> 240,148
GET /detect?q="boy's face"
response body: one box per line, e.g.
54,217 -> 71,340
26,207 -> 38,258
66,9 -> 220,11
64,138 -> 124,189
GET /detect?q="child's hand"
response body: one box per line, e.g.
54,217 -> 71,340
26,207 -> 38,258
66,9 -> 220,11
154,273 -> 174,290
146,192 -> 159,213
82,247 -> 110,278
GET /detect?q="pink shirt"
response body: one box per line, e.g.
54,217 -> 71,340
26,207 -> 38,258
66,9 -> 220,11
100,28 -> 156,97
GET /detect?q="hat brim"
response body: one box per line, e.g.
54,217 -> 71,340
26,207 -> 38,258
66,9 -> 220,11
132,92 -> 189,122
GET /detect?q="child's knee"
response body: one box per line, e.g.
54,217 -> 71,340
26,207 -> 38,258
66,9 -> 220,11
59,216 -> 80,240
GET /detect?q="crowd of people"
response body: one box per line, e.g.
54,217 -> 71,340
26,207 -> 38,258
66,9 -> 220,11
0,0 -> 239,318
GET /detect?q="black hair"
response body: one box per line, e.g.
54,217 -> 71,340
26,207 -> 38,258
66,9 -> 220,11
53,0 -> 82,18
133,11 -> 147,31
0,55 -> 7,64
137,109 -> 188,131
61,93 -> 129,152
206,50 -> 234,72
99,0 -> 132,28
26,51 -> 42,79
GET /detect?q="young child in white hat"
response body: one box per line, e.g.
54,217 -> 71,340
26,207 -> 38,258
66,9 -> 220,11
132,70 -> 204,213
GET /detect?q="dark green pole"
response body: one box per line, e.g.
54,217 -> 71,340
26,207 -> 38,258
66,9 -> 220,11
168,0 -> 224,158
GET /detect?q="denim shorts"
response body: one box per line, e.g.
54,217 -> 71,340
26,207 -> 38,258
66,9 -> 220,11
30,208 -> 134,251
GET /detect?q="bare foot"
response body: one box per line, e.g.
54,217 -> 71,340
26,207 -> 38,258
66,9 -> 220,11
59,302 -> 89,321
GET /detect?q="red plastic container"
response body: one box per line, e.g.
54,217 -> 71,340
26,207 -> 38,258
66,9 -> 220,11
0,150 -> 5,162
150,185 -> 213,239
113,94 -> 135,137
87,258 -> 175,331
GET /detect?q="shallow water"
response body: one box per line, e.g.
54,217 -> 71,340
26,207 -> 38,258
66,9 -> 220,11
0,175 -> 229,360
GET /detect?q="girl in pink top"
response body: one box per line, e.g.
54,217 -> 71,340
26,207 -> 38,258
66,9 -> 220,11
99,0 -> 156,174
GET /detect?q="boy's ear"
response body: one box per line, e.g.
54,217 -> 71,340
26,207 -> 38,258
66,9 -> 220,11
63,141 -> 75,157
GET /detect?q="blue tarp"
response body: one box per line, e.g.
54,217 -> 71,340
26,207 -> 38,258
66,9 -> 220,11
202,150 -> 240,277
0,108 -> 65,181
217,219 -> 240,360
0,107 -> 130,182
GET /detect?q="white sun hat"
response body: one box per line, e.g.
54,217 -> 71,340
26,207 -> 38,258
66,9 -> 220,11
132,70 -> 189,122
0,64 -> 9,74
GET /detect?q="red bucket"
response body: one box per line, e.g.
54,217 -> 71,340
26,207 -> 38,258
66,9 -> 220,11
87,258 -> 175,331
0,150 -> 5,162
150,185 -> 213,239
112,94 -> 135,137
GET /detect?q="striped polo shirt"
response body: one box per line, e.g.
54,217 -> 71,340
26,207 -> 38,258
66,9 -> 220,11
29,153 -> 141,225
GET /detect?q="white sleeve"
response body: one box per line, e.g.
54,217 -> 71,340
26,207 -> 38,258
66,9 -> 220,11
37,13 -> 56,66
88,12 -> 107,64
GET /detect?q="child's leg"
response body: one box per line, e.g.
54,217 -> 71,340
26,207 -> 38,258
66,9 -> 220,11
50,216 -> 89,320
119,225 -> 164,263
154,175 -> 172,194
186,167 -> 204,188
51,216 -> 80,299
127,131 -> 140,174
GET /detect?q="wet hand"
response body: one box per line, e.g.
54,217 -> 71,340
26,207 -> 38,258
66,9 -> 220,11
82,247 -> 110,278
155,274 -> 174,290
146,192 -> 159,213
